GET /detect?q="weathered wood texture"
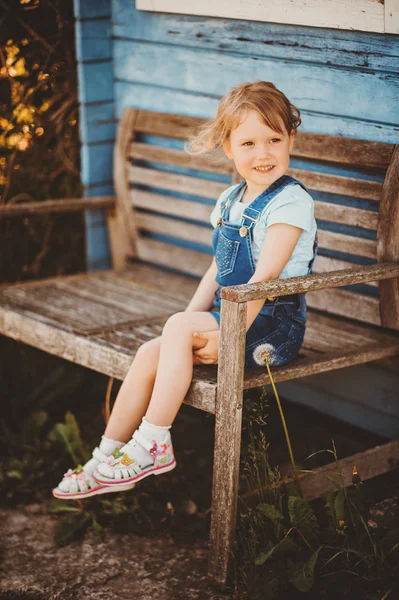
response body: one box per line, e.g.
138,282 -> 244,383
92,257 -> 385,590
136,0 -> 397,35
1,266 -> 399,402
108,107 -> 398,329
282,440 -> 399,501
377,146 -> 399,329
0,196 -> 115,217
209,300 -> 247,586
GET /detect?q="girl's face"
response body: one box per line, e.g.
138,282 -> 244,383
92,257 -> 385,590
223,109 -> 295,197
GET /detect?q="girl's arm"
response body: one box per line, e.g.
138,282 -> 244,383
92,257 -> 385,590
184,257 -> 219,312
244,222 -> 303,331
192,223 -> 303,364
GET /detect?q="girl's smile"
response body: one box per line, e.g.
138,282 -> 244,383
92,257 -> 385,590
223,109 -> 295,198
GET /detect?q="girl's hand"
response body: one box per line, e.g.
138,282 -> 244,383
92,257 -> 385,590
192,330 -> 220,365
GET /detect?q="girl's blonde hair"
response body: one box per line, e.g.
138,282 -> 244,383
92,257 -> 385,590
185,80 -> 301,157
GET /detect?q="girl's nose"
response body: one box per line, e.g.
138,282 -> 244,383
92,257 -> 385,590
256,143 -> 273,160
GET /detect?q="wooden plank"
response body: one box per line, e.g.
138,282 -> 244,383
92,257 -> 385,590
110,109 -> 140,271
314,200 -> 378,230
130,141 -> 232,174
132,189 -> 213,223
129,164 -> 226,199
0,305 -> 217,412
132,186 -> 378,237
0,196 -> 115,217
128,111 -> 394,170
377,146 -> 399,331
114,0 -> 399,74
385,0 -> 399,34
313,256 -> 377,287
116,82 -> 399,145
73,0 -> 111,20
282,440 -> 399,501
136,0 -> 385,34
136,238 -> 211,278
221,262 -> 399,303
243,344 -> 399,390
289,169 -> 383,201
318,230 -> 376,259
136,213 -> 211,246
134,201 -> 376,261
114,42 -> 399,128
307,288 -> 380,325
208,299 -> 247,587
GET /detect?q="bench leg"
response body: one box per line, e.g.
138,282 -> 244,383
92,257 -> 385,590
208,299 -> 247,588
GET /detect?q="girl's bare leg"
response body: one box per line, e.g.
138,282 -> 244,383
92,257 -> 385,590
104,312 -> 219,440
145,312 -> 219,426
104,337 -> 162,442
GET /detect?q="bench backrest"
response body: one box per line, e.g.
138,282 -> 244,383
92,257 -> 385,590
109,108 -> 399,331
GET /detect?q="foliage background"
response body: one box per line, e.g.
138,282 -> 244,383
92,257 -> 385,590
0,0 -> 84,283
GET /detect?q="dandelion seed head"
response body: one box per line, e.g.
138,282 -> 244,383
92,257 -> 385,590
252,343 -> 277,366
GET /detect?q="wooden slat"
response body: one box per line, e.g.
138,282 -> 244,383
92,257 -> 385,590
130,141 -> 232,174
132,180 -> 379,232
292,132 -> 394,170
318,230 -> 376,259
135,108 -> 390,167
132,189 -> 212,222
222,262 -> 399,302
135,210 -> 376,261
289,168 -> 383,201
129,164 -> 226,199
0,196 -> 115,217
136,238 -> 211,278
0,274 -> 187,335
131,110 -> 394,169
136,212 -> 211,246
282,440 -> 399,501
313,256 -> 378,287
377,145 -> 399,330
314,200 -> 378,230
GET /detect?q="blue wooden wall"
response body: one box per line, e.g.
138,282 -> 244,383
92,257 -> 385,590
74,0 -> 399,438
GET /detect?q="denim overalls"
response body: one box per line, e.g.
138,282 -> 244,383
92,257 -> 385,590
207,175 -> 318,368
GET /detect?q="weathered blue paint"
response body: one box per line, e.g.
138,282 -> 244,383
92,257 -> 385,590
74,0 -> 115,270
74,0 -> 399,435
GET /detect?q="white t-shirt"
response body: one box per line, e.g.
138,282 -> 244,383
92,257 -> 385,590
210,182 -> 317,280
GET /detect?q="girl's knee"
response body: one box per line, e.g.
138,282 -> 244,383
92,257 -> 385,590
136,336 -> 161,358
162,312 -> 188,335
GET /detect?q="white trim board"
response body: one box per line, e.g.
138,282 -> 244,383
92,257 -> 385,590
136,0 -> 399,35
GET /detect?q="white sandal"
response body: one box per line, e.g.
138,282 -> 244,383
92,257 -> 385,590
52,446 -> 136,500
92,430 -> 176,487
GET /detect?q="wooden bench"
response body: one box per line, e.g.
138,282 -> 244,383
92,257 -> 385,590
1,108 -> 399,587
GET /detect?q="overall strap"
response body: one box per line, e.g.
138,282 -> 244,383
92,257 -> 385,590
240,175 -> 309,231
218,180 -> 246,222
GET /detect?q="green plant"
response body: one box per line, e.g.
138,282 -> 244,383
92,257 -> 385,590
234,387 -> 399,600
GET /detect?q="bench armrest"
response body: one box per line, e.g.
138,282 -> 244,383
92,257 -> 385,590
0,196 -> 115,218
221,262 -> 399,303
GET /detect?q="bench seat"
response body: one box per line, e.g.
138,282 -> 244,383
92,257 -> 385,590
1,263 -> 399,416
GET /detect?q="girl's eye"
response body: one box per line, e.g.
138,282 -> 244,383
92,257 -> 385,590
242,139 -> 281,146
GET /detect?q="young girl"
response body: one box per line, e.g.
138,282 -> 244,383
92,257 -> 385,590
53,80 -> 318,499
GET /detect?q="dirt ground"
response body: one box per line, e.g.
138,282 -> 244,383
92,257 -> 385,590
0,504 -> 230,600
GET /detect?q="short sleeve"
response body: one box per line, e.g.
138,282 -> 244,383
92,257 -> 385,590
209,185 -> 237,228
265,194 -> 314,233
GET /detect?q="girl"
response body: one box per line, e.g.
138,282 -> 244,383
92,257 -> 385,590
53,80 -> 318,499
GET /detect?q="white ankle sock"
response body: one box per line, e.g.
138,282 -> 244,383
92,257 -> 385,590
138,416 -> 171,444
82,435 -> 125,475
